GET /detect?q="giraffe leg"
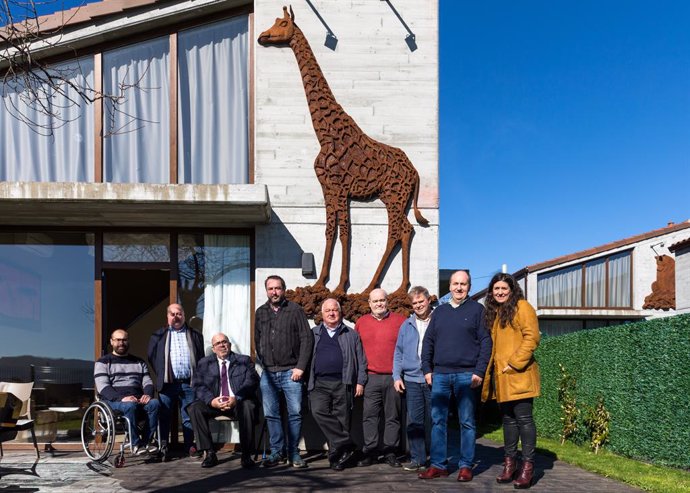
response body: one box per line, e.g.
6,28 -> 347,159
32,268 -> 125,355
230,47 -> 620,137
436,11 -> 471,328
314,194 -> 338,291
363,200 -> 408,294
334,195 -> 351,295
391,222 -> 414,297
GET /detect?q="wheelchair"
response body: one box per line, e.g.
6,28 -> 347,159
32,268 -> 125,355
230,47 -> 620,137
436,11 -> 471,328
80,400 -> 157,467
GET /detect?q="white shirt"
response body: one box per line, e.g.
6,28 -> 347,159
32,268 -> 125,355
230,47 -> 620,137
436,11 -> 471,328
416,317 -> 431,359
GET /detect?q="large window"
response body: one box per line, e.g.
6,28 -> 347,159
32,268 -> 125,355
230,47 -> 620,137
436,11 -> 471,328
0,232 -> 95,443
104,37 -> 171,183
537,251 -> 632,308
178,16 -> 249,184
0,59 -> 95,182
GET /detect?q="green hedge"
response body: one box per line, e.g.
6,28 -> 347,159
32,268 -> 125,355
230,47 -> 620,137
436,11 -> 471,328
534,314 -> 690,468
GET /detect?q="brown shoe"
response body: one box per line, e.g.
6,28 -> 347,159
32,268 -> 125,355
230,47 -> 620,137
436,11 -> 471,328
513,461 -> 534,489
418,466 -> 449,479
496,456 -> 518,483
457,467 -> 473,482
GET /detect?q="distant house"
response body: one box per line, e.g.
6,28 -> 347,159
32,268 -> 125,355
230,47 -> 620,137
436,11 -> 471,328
473,221 -> 690,336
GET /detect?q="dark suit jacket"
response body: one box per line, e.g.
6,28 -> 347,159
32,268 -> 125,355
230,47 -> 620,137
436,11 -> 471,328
147,325 -> 205,391
192,353 -> 259,406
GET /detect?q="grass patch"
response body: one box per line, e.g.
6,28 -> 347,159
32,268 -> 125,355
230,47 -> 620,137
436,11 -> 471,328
481,429 -> 690,493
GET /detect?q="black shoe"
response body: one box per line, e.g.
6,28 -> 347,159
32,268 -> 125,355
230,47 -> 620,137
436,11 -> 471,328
357,454 -> 374,467
241,456 -> 256,469
384,453 -> 401,467
201,452 -> 218,468
336,449 -> 354,469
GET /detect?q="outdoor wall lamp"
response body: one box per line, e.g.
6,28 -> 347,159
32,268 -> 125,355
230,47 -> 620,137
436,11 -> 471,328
305,0 -> 338,50
380,0 -> 417,52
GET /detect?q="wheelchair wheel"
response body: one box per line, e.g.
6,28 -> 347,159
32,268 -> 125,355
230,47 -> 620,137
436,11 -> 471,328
81,401 -> 116,462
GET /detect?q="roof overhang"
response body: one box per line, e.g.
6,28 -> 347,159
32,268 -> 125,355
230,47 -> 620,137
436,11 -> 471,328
0,182 -> 271,227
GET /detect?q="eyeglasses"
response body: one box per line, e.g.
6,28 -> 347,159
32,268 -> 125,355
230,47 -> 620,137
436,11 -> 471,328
212,340 -> 230,347
111,338 -> 128,343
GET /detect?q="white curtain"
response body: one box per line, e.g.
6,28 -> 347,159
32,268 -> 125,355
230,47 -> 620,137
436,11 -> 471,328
585,258 -> 605,307
103,37 -> 170,183
177,16 -> 248,184
202,235 -> 251,356
538,265 -> 582,307
608,251 -> 631,307
0,58 -> 94,181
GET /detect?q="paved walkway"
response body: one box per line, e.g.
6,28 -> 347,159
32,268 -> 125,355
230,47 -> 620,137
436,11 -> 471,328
0,437 -> 641,492
0,439 -> 640,493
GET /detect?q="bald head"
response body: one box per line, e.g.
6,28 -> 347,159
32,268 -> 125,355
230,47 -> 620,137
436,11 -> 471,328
368,288 -> 388,319
321,298 -> 342,328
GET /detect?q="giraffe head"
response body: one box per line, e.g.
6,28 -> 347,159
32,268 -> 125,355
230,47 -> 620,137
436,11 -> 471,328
258,6 -> 296,46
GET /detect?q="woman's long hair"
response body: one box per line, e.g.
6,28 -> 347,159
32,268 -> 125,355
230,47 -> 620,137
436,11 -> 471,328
484,273 -> 524,329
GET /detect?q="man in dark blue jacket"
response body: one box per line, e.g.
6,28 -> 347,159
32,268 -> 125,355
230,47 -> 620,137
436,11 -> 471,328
147,304 -> 205,459
419,271 -> 492,483
308,299 -> 367,471
187,332 -> 259,469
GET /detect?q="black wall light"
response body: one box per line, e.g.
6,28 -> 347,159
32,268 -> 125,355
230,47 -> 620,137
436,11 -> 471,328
381,0 -> 418,52
305,0 -> 339,50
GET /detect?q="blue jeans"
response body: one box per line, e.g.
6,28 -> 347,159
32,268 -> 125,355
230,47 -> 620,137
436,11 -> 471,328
405,380 -> 431,465
260,370 -> 303,457
158,382 -> 196,447
108,399 -> 159,447
429,372 -> 476,469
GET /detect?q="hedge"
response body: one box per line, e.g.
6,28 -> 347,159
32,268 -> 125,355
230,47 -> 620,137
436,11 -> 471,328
534,314 -> 690,468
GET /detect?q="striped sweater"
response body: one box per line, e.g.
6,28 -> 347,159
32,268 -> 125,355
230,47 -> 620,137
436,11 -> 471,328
94,353 -> 154,401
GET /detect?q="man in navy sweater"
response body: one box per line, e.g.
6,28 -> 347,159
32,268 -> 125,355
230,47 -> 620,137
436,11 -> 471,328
418,270 -> 492,482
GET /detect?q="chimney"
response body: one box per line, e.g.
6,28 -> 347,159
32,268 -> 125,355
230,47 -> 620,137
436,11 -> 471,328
668,221 -> 675,227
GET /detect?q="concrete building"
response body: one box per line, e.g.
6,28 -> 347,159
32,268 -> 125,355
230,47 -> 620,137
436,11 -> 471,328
0,0 -> 438,446
473,221 -> 690,336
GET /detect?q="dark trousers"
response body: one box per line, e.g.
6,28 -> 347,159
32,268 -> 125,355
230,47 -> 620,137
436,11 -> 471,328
500,398 -> 536,462
309,379 -> 354,454
187,398 -> 257,458
404,380 -> 431,464
362,373 -> 401,455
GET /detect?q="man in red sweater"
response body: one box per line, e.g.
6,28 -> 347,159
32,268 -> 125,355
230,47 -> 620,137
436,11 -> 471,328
355,288 -> 406,467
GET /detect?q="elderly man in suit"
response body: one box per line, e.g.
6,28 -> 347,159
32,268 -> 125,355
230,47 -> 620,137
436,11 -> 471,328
187,332 -> 260,469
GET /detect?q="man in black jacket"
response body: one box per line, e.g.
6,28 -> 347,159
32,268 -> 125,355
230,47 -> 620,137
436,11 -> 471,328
308,299 -> 367,471
147,303 -> 205,459
254,275 -> 313,468
187,332 -> 260,469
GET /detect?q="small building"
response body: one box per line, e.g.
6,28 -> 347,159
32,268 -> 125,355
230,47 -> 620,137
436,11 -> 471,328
473,221 -> 690,336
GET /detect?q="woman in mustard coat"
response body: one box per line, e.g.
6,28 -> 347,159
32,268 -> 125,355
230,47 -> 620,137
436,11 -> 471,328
481,273 -> 540,489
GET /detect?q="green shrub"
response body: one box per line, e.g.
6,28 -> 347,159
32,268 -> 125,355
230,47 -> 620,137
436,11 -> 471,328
557,363 -> 579,444
534,314 -> 690,468
584,395 -> 610,454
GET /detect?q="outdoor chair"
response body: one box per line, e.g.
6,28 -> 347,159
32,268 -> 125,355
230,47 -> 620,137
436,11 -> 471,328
0,381 -> 40,459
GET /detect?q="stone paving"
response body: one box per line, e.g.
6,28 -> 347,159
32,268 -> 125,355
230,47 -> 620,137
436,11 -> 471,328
0,438 -> 642,492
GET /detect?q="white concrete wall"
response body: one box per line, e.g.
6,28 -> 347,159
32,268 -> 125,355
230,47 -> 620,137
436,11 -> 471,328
254,0 -> 439,302
674,246 -> 690,314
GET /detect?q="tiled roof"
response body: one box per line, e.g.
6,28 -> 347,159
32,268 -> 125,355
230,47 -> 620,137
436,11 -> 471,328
527,220 -> 690,272
669,237 -> 690,252
7,0 -> 165,33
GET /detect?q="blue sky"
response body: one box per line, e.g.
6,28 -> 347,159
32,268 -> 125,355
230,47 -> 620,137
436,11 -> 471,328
440,0 -> 690,286
8,0 -> 690,286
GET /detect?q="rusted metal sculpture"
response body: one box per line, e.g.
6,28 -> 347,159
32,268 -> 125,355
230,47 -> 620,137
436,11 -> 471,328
643,255 -> 676,310
259,6 -> 428,296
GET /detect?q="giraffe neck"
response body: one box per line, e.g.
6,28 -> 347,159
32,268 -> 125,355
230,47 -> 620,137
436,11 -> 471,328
290,26 -> 352,146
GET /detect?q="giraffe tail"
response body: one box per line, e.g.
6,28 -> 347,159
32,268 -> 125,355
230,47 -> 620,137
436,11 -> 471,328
413,175 -> 429,226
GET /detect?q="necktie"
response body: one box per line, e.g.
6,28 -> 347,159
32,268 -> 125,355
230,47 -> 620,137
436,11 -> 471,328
221,360 -> 230,397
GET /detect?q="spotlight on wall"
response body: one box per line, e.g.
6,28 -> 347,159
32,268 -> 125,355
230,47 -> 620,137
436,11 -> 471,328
381,0 -> 418,52
302,252 -> 316,278
305,0 -> 339,51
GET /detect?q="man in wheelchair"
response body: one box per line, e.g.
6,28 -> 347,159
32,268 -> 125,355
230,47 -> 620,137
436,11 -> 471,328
94,329 -> 160,455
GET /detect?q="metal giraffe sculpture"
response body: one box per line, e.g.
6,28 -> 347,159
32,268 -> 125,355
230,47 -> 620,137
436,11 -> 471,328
259,6 -> 428,295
